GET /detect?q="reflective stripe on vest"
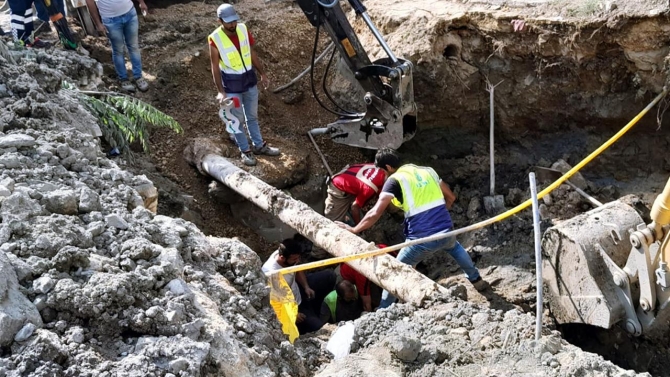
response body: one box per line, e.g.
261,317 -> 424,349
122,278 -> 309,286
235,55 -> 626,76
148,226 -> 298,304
324,290 -> 338,322
208,23 -> 252,73
334,164 -> 381,193
391,164 -> 445,217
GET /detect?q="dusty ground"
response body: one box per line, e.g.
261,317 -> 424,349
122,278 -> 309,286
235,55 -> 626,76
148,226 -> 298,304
75,0 -> 370,256
73,0 -> 670,374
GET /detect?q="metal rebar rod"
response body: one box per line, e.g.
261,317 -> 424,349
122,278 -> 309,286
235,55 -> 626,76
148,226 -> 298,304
529,172 -> 543,341
307,131 -> 333,177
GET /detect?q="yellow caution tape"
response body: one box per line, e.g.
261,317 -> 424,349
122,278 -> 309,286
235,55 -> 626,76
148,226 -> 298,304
266,89 -> 668,276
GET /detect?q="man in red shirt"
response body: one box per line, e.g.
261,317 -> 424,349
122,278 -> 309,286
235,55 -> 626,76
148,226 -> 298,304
324,163 -> 387,225
339,244 -> 391,312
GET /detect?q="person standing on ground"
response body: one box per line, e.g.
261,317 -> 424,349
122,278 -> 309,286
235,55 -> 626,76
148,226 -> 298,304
34,0 -> 65,31
208,3 -> 279,167
338,148 -> 489,309
7,0 -> 50,47
86,0 -> 149,92
324,163 -> 387,225
262,238 -> 336,334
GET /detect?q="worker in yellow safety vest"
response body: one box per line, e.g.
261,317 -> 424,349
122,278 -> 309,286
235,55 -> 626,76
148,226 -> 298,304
208,3 -> 280,167
338,148 -> 490,308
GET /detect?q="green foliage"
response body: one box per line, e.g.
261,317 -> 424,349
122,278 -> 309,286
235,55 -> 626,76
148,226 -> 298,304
62,81 -> 182,158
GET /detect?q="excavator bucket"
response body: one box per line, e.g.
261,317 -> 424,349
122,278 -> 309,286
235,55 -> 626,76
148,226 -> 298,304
542,200 -> 644,329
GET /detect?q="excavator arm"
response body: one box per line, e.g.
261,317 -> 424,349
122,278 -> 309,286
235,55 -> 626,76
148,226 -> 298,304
296,0 -> 417,150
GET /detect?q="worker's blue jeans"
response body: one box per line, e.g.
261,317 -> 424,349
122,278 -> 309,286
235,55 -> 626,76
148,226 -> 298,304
227,85 -> 265,153
378,234 -> 481,309
102,7 -> 143,81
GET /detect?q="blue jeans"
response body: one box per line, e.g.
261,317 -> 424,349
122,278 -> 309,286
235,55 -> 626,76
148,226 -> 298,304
379,234 -> 481,309
102,8 -> 142,81
227,85 -> 264,152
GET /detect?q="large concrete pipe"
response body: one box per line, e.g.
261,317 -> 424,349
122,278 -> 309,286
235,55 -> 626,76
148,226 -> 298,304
187,149 -> 448,307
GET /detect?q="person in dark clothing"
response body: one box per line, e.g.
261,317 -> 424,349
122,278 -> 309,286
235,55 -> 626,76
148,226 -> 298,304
7,0 -> 50,47
320,280 -> 363,324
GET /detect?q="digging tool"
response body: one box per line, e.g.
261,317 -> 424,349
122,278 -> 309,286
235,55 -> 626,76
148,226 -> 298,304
533,166 -> 603,207
483,79 -> 505,214
35,0 -> 77,50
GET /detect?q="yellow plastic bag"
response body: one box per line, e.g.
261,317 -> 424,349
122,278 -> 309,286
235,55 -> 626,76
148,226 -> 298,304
268,273 -> 299,343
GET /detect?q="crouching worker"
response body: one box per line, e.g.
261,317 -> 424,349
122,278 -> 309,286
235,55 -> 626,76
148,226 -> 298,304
320,280 -> 363,324
324,163 -> 387,225
262,237 -> 335,335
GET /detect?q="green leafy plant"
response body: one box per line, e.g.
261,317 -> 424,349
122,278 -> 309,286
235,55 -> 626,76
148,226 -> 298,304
62,81 -> 182,159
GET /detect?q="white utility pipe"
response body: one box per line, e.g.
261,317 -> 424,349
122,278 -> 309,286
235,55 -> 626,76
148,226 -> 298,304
529,172 -> 543,341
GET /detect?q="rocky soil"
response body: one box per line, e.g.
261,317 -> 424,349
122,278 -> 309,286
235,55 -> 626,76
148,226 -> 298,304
0,42 -> 315,376
316,300 -> 649,377
2,0 -> 670,375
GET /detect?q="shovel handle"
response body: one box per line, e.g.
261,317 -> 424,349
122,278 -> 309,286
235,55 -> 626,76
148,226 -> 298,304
565,181 -> 603,207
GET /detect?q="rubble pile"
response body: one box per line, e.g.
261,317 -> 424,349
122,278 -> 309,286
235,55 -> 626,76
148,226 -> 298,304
0,42 -> 311,377
316,300 -> 649,377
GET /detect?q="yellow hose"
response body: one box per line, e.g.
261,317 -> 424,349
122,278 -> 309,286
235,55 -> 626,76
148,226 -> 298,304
268,89 -> 668,277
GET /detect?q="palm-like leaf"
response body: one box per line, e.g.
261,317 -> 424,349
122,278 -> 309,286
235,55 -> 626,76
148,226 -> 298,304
62,81 -> 183,159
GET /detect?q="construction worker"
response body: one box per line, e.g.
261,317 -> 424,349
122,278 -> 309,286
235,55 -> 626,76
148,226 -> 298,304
208,3 -> 279,167
262,237 -> 335,335
319,280 -> 363,324
324,164 -> 387,225
338,148 -> 489,308
339,243 -> 390,312
7,0 -> 50,47
34,0 -> 65,31
86,0 -> 150,92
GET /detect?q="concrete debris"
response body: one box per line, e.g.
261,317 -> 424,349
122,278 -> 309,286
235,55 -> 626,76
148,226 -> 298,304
315,301 -> 648,376
0,41 -> 307,377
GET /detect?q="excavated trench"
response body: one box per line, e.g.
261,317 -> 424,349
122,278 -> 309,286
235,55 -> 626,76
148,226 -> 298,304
226,4 -> 670,375
75,0 -> 670,374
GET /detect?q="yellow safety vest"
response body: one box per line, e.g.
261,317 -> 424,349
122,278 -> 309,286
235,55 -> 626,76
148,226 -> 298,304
390,164 -> 445,217
208,23 -> 252,73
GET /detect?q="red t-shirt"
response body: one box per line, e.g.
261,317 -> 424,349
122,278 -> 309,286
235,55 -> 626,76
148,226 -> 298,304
331,164 -> 386,208
340,263 -> 371,296
340,244 -> 388,296
209,27 -> 256,51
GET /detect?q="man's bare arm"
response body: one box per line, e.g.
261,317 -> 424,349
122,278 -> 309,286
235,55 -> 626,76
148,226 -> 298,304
209,44 -> 225,95
349,195 -> 393,234
439,180 -> 456,209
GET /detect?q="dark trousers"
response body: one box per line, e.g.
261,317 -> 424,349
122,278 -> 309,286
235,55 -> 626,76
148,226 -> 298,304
35,0 -> 66,23
296,269 -> 336,334
8,0 -> 34,43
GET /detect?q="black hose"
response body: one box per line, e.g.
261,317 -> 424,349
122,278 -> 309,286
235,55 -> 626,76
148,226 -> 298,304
322,44 -> 355,114
309,3 -> 356,118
